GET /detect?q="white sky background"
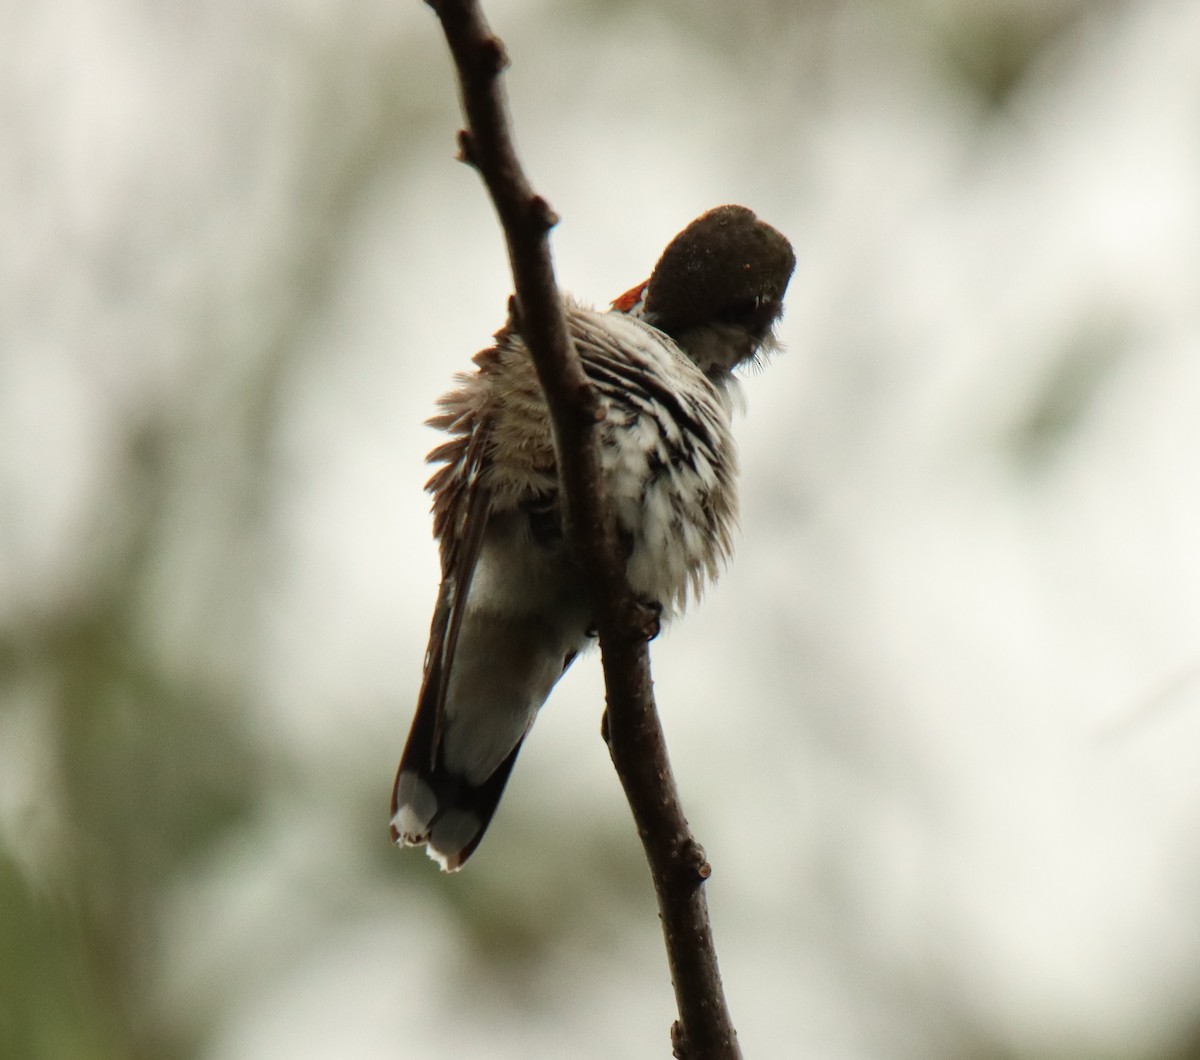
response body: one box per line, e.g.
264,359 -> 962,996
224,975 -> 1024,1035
4,0 -> 1200,1057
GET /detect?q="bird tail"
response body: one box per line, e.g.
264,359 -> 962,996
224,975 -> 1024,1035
391,606 -> 585,871
390,679 -> 526,872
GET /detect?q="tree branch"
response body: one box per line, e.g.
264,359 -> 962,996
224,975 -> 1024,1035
425,3 -> 741,1056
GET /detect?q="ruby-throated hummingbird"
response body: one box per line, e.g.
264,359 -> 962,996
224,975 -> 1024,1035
391,205 -> 796,870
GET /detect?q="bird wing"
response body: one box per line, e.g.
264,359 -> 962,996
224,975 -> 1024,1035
394,385 -> 494,781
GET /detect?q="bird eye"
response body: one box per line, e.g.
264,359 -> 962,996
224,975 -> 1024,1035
717,299 -> 761,328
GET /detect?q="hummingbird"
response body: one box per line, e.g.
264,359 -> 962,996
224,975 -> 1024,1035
391,205 -> 795,870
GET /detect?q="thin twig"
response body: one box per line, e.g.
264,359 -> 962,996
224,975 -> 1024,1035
425,2 -> 741,1055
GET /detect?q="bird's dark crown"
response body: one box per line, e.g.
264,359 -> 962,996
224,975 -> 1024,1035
642,205 -> 796,378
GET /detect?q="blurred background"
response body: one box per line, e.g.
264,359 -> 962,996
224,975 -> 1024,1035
4,0 -> 1200,1056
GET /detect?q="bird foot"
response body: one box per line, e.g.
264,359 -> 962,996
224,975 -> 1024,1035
635,598 -> 663,641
